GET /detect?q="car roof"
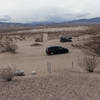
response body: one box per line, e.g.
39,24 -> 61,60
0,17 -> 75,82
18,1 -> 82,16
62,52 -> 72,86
48,46 -> 62,49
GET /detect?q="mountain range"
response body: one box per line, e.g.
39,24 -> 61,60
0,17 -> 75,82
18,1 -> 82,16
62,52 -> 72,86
0,17 -> 100,29
68,17 -> 100,24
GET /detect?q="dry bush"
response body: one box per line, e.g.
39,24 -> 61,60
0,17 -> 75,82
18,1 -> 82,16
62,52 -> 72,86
0,37 -> 18,53
5,41 -> 18,53
85,36 -> 100,56
78,56 -> 97,72
35,38 -> 43,42
0,64 -> 16,81
35,34 -> 43,42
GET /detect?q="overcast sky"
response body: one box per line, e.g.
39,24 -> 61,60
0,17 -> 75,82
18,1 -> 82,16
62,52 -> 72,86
0,0 -> 100,23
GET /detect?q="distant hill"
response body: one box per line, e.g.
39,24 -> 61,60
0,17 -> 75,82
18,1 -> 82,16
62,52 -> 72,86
27,17 -> 100,26
0,22 -> 33,29
68,17 -> 100,24
0,17 -> 100,29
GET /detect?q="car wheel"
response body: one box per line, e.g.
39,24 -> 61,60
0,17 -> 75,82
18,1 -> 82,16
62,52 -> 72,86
50,52 -> 54,55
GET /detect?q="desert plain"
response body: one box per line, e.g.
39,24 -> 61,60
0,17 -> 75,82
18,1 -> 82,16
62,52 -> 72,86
0,24 -> 100,100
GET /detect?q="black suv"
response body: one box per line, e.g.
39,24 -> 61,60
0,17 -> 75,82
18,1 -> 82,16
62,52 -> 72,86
60,36 -> 72,42
46,46 -> 69,55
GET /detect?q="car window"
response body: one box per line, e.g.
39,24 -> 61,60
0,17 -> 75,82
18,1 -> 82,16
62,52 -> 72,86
51,47 -> 59,50
58,47 -> 63,49
50,47 -> 56,50
53,47 -> 58,50
49,46 -> 63,50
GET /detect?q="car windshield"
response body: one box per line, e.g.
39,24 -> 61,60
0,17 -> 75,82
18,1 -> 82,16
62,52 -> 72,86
58,47 -> 63,49
54,46 -> 63,49
48,46 -> 63,50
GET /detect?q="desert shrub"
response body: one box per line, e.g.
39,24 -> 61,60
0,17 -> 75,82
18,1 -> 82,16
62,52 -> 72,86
78,56 -> 97,72
0,37 -> 18,53
85,36 -> 100,56
35,37 -> 43,42
5,41 -> 18,53
0,64 -> 16,81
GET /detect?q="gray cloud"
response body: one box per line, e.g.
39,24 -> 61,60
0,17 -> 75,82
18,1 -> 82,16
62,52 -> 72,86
0,16 -> 12,22
0,0 -> 100,22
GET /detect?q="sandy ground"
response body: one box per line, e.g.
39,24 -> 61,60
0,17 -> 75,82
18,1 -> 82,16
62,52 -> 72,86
15,26 -> 88,33
1,69 -> 100,100
0,36 -> 84,76
0,26 -> 100,100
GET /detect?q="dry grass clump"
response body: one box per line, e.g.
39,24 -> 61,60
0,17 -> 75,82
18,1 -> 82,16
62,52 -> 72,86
0,37 -> 18,53
35,34 -> 43,42
85,36 -> 100,56
5,41 -> 18,53
78,56 -> 97,72
0,64 -> 16,81
35,37 -> 43,42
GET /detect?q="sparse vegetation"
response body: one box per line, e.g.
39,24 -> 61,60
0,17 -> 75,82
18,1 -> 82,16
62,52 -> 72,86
78,56 -> 97,72
35,37 -> 43,42
5,41 -> 18,53
0,64 -> 16,81
0,25 -> 100,100
0,37 -> 18,53
85,36 -> 100,56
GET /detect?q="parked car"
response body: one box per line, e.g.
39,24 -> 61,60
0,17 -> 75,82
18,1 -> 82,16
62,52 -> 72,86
46,46 -> 69,55
60,36 -> 72,42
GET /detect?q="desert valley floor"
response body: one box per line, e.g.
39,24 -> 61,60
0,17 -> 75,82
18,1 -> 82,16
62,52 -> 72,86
0,25 -> 100,100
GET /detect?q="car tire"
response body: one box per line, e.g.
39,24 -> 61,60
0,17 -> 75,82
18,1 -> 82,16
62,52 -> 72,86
50,52 -> 54,55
